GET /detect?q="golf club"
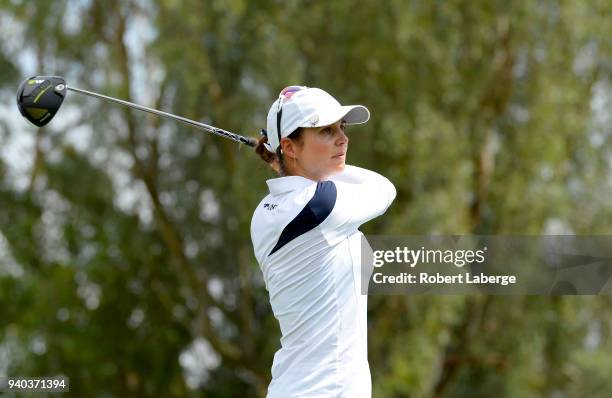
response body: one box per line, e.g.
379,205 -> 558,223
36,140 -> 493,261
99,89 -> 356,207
16,76 -> 258,147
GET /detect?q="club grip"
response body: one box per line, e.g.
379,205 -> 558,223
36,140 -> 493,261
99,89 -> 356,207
244,137 -> 259,147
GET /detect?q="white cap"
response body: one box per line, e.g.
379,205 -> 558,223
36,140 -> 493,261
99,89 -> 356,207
263,86 -> 370,153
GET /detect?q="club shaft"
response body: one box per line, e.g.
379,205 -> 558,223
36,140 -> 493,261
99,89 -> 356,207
66,86 -> 257,147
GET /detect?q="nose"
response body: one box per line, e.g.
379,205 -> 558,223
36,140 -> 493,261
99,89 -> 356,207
335,126 -> 349,146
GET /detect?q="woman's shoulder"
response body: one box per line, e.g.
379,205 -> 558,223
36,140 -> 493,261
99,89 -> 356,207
250,182 -> 323,234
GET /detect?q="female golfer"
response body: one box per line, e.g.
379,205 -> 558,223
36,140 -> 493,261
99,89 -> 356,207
251,86 -> 396,397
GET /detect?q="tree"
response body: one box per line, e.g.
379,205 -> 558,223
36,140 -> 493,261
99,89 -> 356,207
0,0 -> 610,396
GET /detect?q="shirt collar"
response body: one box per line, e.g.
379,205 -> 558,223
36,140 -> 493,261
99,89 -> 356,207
266,175 -> 317,195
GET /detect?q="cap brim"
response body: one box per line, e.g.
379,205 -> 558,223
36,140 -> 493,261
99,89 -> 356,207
340,105 -> 370,125
306,105 -> 370,128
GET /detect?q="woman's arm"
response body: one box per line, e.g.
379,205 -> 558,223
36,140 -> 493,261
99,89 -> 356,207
320,165 -> 396,239
327,165 -> 389,185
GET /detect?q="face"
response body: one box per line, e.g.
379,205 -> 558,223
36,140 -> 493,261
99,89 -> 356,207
281,120 -> 349,181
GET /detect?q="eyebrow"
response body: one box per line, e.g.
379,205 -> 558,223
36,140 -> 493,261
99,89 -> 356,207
318,121 -> 347,131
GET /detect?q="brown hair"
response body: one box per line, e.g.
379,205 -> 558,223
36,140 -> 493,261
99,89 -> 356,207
255,128 -> 304,176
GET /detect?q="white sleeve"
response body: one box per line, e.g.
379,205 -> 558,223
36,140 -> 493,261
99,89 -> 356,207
321,165 -> 396,243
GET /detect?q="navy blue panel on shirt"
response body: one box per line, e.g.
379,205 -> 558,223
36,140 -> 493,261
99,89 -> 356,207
269,181 -> 337,256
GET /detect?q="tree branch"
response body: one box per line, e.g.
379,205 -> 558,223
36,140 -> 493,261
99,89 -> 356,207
112,6 -> 250,375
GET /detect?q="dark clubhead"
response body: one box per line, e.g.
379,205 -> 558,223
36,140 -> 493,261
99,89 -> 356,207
16,76 -> 67,127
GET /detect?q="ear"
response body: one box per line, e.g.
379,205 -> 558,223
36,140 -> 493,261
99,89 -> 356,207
280,138 -> 299,159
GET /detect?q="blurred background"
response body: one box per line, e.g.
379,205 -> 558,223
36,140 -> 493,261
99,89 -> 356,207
0,0 -> 611,397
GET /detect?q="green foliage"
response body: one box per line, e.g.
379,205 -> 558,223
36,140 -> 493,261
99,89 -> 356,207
0,0 -> 610,397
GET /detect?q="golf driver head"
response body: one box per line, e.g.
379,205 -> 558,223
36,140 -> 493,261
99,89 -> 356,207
16,76 -> 67,127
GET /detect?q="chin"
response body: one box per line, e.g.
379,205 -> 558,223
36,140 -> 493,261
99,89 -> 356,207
332,161 -> 345,171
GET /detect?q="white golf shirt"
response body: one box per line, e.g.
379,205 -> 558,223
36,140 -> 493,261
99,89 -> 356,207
250,165 -> 396,398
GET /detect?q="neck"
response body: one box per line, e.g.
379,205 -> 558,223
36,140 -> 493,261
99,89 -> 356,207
283,159 -> 326,181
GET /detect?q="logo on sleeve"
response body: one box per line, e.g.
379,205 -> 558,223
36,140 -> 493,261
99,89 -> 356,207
263,203 -> 278,211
